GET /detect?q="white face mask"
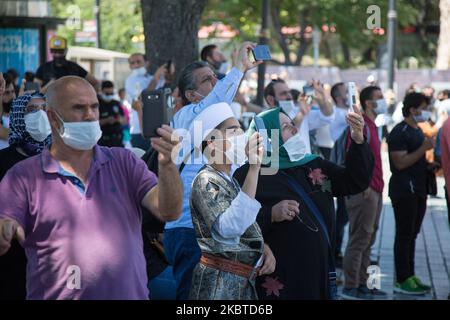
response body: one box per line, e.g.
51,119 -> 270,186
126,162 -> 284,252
220,134 -> 248,165
218,61 -> 229,75
413,110 -> 431,123
55,112 -> 102,150
131,66 -> 147,77
281,132 -> 307,162
373,99 -> 388,115
101,94 -> 115,103
24,110 -> 52,142
278,100 -> 295,116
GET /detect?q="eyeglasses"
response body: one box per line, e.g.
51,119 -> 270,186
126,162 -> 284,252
4,90 -> 15,95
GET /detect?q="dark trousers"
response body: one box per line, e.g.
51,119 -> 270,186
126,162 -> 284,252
131,133 -> 151,151
163,227 -> 201,300
0,240 -> 26,300
445,186 -> 450,225
391,195 -> 427,283
335,196 -> 349,257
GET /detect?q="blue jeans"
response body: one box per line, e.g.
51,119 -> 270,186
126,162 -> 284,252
148,266 -> 176,300
163,227 -> 201,300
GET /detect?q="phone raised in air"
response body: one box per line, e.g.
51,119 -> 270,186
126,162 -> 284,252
253,116 -> 272,155
347,82 -> 357,112
141,88 -> 173,139
252,45 -> 272,61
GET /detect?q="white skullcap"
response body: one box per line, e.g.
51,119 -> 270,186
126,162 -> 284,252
189,102 -> 236,149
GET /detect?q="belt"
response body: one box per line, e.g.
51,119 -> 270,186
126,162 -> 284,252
200,253 -> 260,281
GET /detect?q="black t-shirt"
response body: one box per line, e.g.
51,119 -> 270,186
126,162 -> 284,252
387,121 -> 427,198
98,98 -> 124,147
0,146 -> 28,180
0,146 -> 28,300
35,60 -> 88,86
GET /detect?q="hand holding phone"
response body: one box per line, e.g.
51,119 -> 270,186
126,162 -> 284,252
347,82 -> 357,112
253,116 -> 272,155
141,88 -> 172,138
252,45 -> 272,61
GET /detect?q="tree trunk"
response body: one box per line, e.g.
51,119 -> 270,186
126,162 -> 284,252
294,9 -> 310,66
342,42 -> 351,64
141,0 -> 208,80
270,2 -> 292,65
436,0 -> 450,69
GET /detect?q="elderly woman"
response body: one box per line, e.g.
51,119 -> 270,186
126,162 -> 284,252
0,91 -> 52,300
189,102 -> 276,300
233,106 -> 374,300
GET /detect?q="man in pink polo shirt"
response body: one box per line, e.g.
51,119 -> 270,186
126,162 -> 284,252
342,86 -> 388,300
0,76 -> 183,300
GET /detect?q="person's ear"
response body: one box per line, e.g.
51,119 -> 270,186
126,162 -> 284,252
185,90 -> 198,103
47,109 -> 60,131
266,95 -> 276,107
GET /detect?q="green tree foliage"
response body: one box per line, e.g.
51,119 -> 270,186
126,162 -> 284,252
49,0 -> 143,53
203,0 -> 421,67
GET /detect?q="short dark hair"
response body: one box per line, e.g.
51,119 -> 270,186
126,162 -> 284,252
330,82 -> 344,104
264,79 -> 286,100
118,88 -> 126,95
101,80 -> 114,90
360,86 -> 381,111
290,89 -> 300,101
128,53 -> 146,62
6,68 -> 18,80
200,45 -> 217,62
178,61 -> 210,106
402,92 -> 429,117
3,72 -> 14,88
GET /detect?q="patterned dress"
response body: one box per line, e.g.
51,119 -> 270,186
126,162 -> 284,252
189,166 -> 264,300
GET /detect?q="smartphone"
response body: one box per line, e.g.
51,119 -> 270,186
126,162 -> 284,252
347,82 -> 357,112
252,45 -> 272,61
303,84 -> 314,96
303,84 -> 314,104
24,81 -> 39,92
253,116 -> 272,154
166,60 -> 172,71
141,88 -> 173,139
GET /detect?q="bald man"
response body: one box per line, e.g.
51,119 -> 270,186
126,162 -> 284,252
0,76 -> 183,300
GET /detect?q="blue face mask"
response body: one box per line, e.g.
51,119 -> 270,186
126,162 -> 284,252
413,110 -> 431,123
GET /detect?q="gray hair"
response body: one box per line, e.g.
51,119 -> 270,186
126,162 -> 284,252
178,61 -> 210,106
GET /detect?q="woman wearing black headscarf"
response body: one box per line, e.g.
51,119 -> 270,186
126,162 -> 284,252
0,91 -> 52,300
234,106 -> 374,299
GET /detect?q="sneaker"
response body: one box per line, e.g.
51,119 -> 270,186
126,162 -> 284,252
411,276 -> 431,292
358,285 -> 388,299
394,277 -> 427,295
341,287 -> 374,300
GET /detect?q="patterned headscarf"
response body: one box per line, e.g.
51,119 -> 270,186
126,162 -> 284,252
8,91 -> 52,155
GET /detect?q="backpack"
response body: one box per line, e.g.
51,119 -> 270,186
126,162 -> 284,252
330,125 -> 370,166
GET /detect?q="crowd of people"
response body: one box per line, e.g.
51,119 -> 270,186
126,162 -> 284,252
0,35 -> 450,300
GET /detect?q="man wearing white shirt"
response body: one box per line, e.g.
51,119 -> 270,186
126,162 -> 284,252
263,78 -> 335,155
328,82 -> 351,267
164,42 -> 262,300
124,53 -> 165,150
